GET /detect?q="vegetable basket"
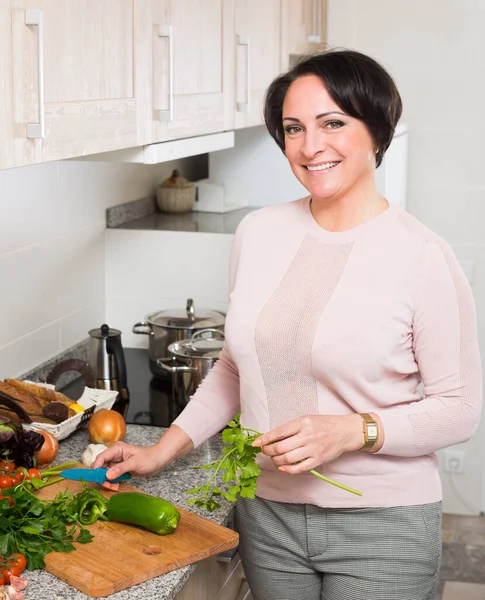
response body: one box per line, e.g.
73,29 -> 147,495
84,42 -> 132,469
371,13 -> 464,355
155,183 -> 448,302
23,383 -> 118,441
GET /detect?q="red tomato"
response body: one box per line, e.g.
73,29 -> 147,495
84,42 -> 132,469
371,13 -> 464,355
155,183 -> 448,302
0,460 -> 16,472
15,467 -> 26,482
7,553 -> 27,573
0,475 -> 13,489
26,468 -> 41,480
0,494 -> 14,507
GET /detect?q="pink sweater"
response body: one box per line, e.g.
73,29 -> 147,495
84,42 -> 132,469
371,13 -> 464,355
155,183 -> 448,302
174,197 -> 482,507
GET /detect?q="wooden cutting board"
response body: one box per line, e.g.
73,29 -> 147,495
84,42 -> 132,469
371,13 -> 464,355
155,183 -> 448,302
36,477 -> 239,598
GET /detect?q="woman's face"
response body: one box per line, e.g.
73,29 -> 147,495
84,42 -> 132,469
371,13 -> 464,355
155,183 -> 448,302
282,75 -> 377,204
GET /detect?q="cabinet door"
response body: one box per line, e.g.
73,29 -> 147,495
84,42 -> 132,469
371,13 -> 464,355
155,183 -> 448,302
137,0 -> 234,145
281,0 -> 327,71
0,2 -> 15,170
234,0 -> 281,129
13,0 -> 137,166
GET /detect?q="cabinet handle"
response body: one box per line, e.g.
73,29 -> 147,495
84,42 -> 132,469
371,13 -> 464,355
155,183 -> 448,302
237,35 -> 250,113
307,0 -> 321,43
157,25 -> 173,122
25,9 -> 45,139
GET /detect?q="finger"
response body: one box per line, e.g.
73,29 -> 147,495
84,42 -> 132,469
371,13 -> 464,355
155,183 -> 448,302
271,446 -> 310,467
92,444 -> 124,469
278,457 -> 318,475
252,420 -> 301,447
101,481 -> 120,492
106,456 -> 139,480
261,434 -> 305,457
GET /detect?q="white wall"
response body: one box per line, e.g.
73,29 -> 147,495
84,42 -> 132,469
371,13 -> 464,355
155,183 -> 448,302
327,0 -> 485,515
0,157 -> 202,380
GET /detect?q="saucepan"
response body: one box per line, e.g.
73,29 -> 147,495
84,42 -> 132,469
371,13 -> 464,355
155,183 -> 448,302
157,329 -> 225,405
133,298 -> 225,377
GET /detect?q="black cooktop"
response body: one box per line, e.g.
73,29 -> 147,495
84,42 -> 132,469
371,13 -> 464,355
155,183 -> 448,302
61,348 -> 184,428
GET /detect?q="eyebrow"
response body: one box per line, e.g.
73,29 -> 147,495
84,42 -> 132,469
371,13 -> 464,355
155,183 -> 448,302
282,111 -> 346,123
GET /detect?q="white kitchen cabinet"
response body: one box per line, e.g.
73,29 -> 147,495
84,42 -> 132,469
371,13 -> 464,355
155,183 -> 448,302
175,551 -> 249,600
281,0 -> 327,71
234,0 -> 281,129
136,0 -> 234,146
12,0 -> 137,166
0,2 -> 15,170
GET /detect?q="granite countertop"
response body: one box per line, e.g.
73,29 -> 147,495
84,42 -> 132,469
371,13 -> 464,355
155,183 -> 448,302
112,208 -> 256,235
106,196 -> 257,235
25,425 -> 233,600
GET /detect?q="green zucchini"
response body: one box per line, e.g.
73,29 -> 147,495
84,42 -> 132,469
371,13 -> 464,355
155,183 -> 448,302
106,492 -> 181,535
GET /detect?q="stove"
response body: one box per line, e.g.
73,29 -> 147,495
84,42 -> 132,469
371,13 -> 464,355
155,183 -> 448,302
61,348 -> 184,428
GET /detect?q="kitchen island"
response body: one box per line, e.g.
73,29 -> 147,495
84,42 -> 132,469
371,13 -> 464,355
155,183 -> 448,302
24,424 -> 239,600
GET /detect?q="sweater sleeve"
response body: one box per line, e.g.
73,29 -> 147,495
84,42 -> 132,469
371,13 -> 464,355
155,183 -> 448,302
378,238 -> 482,456
171,215 -> 250,448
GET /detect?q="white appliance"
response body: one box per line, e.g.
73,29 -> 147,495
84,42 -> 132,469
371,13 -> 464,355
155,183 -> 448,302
195,123 -> 409,211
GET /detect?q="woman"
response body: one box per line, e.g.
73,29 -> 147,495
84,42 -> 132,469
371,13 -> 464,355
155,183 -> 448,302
94,49 -> 482,600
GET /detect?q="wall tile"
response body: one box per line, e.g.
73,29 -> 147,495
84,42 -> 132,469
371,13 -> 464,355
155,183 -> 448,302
60,299 -> 105,350
0,323 -> 60,379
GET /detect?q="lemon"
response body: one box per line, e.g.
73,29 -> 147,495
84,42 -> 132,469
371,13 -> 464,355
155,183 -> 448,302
69,402 -> 85,414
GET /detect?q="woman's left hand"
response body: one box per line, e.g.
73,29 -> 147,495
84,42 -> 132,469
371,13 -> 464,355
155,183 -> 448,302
252,414 -> 366,474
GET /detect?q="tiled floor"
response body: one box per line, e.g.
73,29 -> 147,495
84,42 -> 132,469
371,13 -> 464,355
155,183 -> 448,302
437,514 -> 485,600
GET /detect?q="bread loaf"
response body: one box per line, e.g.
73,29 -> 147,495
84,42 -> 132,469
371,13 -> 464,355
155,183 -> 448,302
4,379 -> 73,408
0,381 -> 44,415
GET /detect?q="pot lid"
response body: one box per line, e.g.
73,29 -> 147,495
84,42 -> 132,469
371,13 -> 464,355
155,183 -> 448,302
146,298 -> 225,330
169,329 -> 225,360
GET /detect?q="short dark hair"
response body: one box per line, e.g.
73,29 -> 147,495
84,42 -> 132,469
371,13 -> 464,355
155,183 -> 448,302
264,49 -> 402,168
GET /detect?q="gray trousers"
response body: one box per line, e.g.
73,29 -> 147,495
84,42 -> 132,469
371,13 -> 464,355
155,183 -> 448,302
235,496 -> 442,600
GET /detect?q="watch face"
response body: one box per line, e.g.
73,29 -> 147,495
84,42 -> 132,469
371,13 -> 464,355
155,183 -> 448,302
368,424 -> 378,439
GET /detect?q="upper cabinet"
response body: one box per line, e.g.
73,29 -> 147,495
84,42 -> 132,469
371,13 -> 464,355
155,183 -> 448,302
0,2 -> 15,171
12,0 -> 138,166
234,0 -> 281,129
136,0 -> 234,146
280,0 -> 327,71
1,1 -> 328,171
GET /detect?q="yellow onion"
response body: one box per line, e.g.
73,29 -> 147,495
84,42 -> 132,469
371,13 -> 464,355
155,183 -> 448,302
34,430 -> 59,466
87,409 -> 126,447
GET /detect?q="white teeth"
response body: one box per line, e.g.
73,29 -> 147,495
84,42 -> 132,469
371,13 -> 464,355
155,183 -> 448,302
306,161 -> 339,171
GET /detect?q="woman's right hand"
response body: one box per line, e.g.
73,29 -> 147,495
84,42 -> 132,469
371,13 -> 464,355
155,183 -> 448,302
92,441 -> 163,491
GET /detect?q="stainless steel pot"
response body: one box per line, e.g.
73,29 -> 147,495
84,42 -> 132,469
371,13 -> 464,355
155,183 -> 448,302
133,298 -> 225,377
157,329 -> 225,405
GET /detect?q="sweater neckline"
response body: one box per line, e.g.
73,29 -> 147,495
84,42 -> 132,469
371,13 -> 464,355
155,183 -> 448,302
301,196 -> 400,244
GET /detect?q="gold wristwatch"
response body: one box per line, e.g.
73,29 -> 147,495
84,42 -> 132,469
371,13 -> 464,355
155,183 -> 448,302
360,413 -> 379,451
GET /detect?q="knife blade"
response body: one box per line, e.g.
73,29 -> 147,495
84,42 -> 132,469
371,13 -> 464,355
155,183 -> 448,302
59,468 -> 131,484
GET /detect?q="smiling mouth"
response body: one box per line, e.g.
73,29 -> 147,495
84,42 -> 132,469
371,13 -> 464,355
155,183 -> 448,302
305,161 -> 340,171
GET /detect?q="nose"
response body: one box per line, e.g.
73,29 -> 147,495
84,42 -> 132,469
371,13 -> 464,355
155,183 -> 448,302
300,128 -> 327,158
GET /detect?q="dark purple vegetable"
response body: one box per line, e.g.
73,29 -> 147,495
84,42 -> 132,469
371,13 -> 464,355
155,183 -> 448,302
0,416 -> 44,468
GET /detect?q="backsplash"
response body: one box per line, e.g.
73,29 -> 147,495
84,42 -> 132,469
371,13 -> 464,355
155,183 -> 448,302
0,155 -> 206,380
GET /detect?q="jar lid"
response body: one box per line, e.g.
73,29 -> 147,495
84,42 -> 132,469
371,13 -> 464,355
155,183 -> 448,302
160,169 -> 193,189
146,299 -> 225,330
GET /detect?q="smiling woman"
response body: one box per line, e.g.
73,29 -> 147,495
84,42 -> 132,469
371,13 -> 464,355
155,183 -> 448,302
92,49 -> 482,600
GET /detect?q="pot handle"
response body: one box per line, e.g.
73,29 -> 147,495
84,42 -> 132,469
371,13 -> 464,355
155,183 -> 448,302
157,357 -> 195,373
190,328 -> 225,343
132,321 -> 153,336
186,298 -> 196,321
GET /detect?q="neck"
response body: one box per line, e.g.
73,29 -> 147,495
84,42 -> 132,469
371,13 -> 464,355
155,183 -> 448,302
310,183 -> 389,233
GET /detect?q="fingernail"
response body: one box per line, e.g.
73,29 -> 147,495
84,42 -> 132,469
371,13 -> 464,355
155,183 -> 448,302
106,469 -> 116,480
278,466 -> 286,472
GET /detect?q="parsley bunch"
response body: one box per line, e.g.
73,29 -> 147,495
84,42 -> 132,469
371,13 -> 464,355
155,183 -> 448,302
186,413 -> 362,512
186,414 -> 262,512
0,482 -> 97,570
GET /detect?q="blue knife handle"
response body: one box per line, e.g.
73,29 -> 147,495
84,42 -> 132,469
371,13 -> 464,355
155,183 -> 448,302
95,468 -> 131,484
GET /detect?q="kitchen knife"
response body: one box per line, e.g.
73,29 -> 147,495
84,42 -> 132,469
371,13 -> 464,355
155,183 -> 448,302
59,467 -> 131,484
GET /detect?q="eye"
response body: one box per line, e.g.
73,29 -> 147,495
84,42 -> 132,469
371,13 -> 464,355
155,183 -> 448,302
284,125 -> 303,135
325,120 -> 344,130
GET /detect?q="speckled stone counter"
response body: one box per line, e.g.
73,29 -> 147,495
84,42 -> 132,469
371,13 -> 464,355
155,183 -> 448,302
108,206 -> 256,234
25,425 -> 233,600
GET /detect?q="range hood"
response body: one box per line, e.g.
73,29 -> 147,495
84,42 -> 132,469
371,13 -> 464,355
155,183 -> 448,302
71,131 -> 235,164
